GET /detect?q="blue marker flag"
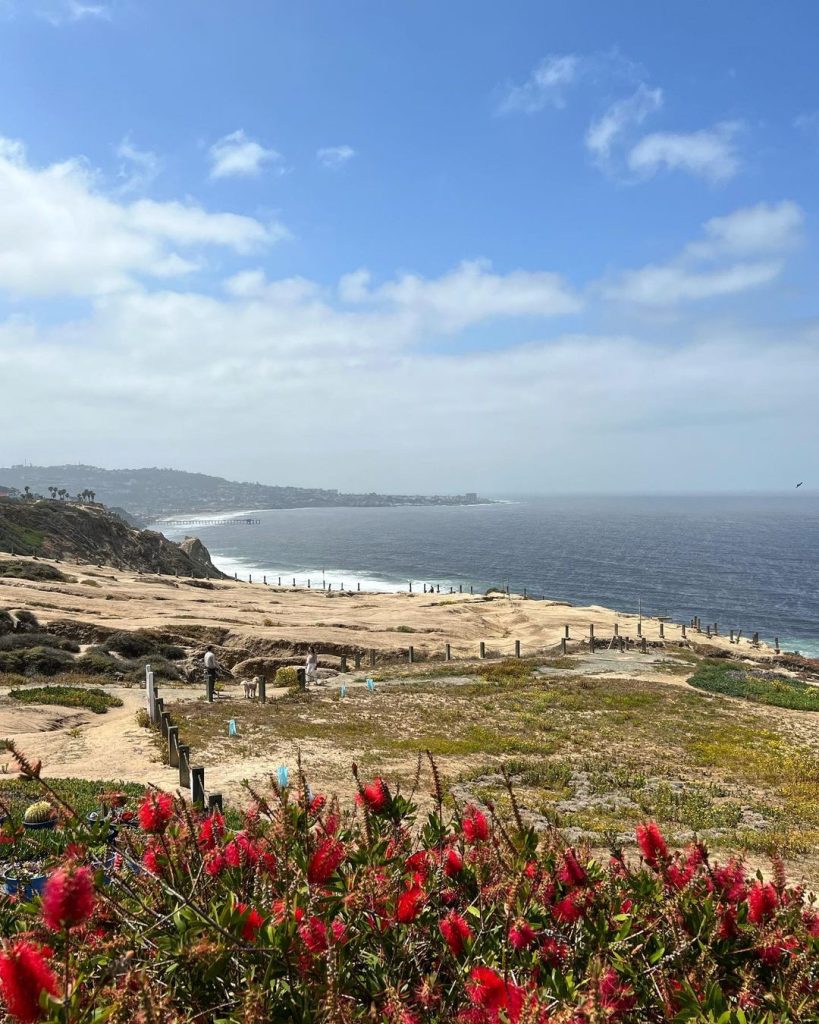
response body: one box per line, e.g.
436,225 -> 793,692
366,678 -> 375,691
340,685 -> 347,698
228,719 -> 237,737
276,765 -> 289,788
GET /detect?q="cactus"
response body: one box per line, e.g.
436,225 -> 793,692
24,800 -> 55,824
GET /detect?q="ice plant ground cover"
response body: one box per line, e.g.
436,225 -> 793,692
1,743 -> 819,1022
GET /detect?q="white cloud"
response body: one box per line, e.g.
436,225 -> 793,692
603,200 -> 802,306
115,137 -> 161,194
627,121 -> 742,182
497,54 -> 581,114
585,84 -> 663,164
0,135 -> 286,297
606,261 -> 781,306
32,0 -> 111,25
686,201 -> 803,260
208,130 -> 284,180
338,259 -> 581,331
317,145 -> 356,169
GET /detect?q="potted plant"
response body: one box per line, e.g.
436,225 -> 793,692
23,799 -> 57,830
0,828 -> 67,899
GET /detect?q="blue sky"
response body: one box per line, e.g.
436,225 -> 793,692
0,0 -> 817,492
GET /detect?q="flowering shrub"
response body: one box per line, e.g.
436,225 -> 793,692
1,747 -> 819,1022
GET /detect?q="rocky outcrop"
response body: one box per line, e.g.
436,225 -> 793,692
0,498 -> 227,578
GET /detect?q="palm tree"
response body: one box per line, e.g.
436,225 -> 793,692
48,486 -> 58,500
58,489 -> 67,501
23,485 -> 31,500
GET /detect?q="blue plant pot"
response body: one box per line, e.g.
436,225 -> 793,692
23,819 -> 56,831
2,873 -> 47,900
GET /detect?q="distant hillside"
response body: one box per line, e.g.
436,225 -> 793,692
0,497 -> 227,578
0,465 -> 485,518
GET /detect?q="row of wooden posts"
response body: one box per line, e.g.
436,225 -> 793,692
233,574 -> 492,596
145,665 -> 223,814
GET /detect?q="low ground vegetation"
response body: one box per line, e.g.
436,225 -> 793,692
8,685 -> 123,714
689,659 -> 819,712
1,744 -> 818,1022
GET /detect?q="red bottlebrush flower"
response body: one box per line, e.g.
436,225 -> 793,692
356,777 -> 390,813
619,898 -> 633,915
747,881 -> 779,924
508,919 -> 536,950
331,919 -> 348,944
142,838 -> 164,876
712,859 -> 747,903
299,916 -> 329,954
405,850 -> 430,880
666,845 -> 704,890
324,811 -> 340,835
309,793 -> 327,815
598,967 -> 636,1015
41,864 -> 95,932
553,892 -> 584,923
440,911 -> 472,955
467,966 -> 507,1011
0,939 -> 59,1023
803,911 -> 819,937
259,851 -> 277,875
443,848 -> 464,877
540,935 -> 569,968
462,805 -> 489,844
636,821 -> 668,867
756,932 -> 798,966
204,852 -> 225,877
234,901 -> 264,941
224,831 -> 260,868
197,812 -> 225,852
137,791 -> 174,834
716,905 -> 738,940
396,884 -> 426,923
557,848 -> 588,887
307,837 -> 346,884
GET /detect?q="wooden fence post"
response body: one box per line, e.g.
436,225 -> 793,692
297,668 -> 306,689
479,641 -> 486,659
168,726 -> 179,768
730,629 -> 734,643
564,625 -> 570,639
178,745 -> 190,788
259,676 -> 267,704
613,623 -> 619,637
445,643 -> 451,661
154,697 -> 164,728
637,621 -> 642,637
160,711 -> 171,742
514,640 -> 521,658
207,793 -> 223,814
369,649 -> 376,668
775,637 -> 780,653
641,637 -> 647,653
561,637 -> 567,655
339,655 -> 347,672
659,622 -> 664,638
681,624 -> 686,638
407,646 -> 414,664
354,651 -> 362,670
190,767 -> 205,806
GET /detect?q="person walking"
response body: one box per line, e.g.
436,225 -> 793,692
305,646 -> 318,685
204,645 -> 217,702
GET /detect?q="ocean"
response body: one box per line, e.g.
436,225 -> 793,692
160,494 -> 819,657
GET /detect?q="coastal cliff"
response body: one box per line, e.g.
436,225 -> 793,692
0,497 -> 226,578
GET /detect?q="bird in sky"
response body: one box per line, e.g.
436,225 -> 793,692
796,482 -> 803,488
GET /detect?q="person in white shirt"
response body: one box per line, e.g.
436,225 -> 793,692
305,647 -> 318,685
204,646 -> 217,702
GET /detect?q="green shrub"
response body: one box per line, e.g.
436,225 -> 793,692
74,652 -> 121,675
0,610 -> 15,635
0,645 -> 76,676
0,559 -> 67,582
0,633 -> 80,653
8,685 -> 123,714
159,643 -> 186,661
13,609 -> 40,631
689,660 -> 819,712
395,625 -> 416,634
105,631 -> 154,658
275,666 -> 299,687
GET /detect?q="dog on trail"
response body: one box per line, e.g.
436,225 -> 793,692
241,677 -> 259,699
